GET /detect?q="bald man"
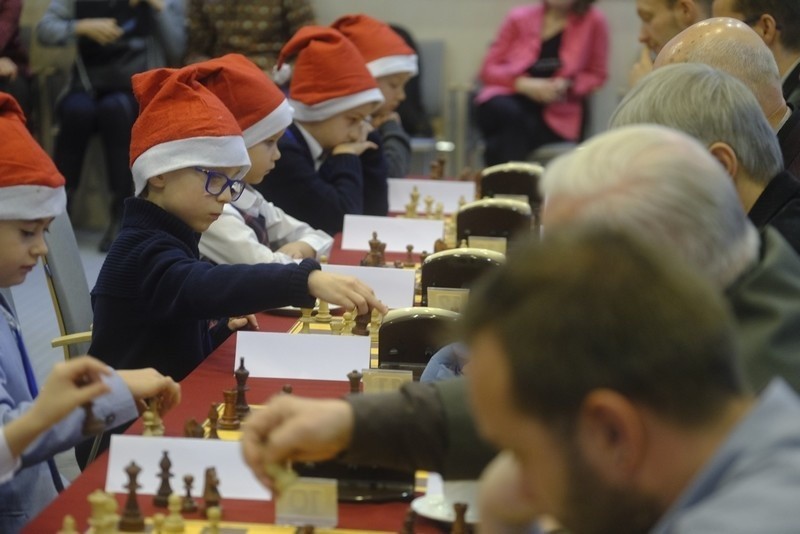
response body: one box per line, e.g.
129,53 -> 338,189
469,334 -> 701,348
654,18 -> 800,177
629,0 -> 712,86
711,0 -> 800,108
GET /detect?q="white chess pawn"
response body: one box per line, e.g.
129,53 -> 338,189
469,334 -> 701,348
316,300 -> 332,323
300,308 -> 313,333
342,311 -> 354,335
162,493 -> 185,533
58,515 -> 78,534
369,309 -> 381,343
207,506 -> 222,534
142,410 -> 155,436
152,513 -> 165,534
330,321 -> 344,335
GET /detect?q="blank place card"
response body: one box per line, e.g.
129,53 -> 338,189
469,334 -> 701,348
341,215 -> 444,253
235,331 -> 371,381
322,264 -> 415,309
388,178 -> 476,214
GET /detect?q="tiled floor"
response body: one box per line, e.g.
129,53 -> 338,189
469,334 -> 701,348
8,229 -> 107,483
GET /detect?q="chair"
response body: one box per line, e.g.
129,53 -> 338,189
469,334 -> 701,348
420,247 -> 505,306
480,161 -> 544,224
377,307 -> 460,379
527,96 -> 593,166
455,198 -> 533,245
43,212 -> 93,360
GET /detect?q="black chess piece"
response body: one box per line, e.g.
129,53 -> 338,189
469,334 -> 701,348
153,451 -> 173,508
182,474 -> 198,513
400,508 -> 417,534
207,403 -> 219,439
203,467 -> 222,515
353,312 -> 370,336
235,357 -> 250,418
282,384 -> 293,394
451,502 -> 468,534
347,370 -> 363,395
119,461 -> 145,531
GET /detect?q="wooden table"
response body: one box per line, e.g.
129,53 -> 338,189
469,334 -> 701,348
24,237 -> 443,533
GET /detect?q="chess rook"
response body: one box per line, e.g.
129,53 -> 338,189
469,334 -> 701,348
218,389 -> 241,430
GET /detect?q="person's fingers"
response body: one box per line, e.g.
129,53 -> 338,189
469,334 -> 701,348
349,292 -> 368,315
246,314 -> 260,330
70,381 -> 112,405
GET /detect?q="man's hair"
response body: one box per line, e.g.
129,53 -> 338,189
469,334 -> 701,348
611,63 -> 783,185
461,226 -> 745,433
666,0 -> 713,17
734,0 -> 800,51
540,124 -> 760,289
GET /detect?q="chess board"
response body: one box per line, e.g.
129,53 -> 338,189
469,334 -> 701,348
145,520 -> 392,533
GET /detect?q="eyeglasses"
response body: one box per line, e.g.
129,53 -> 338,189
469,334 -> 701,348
194,167 -> 245,201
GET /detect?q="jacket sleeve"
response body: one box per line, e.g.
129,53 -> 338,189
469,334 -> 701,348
378,119 -> 412,178
343,378 -> 496,478
360,130 -> 389,216
36,0 -> 75,46
570,10 -> 610,98
0,0 -> 21,52
199,205 -> 294,265
0,370 -> 137,467
151,0 -> 185,67
478,11 -> 525,90
0,428 -> 19,484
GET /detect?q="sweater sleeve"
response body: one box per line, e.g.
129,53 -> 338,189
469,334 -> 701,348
378,119 -> 412,178
360,130 -> 390,216
36,0 -> 75,46
478,10 -> 526,90
199,205 -> 293,265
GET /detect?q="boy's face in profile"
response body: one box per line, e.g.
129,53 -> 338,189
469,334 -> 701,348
245,129 -> 285,185
0,218 -> 52,288
310,102 -> 378,150
146,166 -> 242,233
376,72 -> 411,115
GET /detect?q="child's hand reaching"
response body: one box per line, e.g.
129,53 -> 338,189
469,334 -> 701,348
228,314 -> 259,332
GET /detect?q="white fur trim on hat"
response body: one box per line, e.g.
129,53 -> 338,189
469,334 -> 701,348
243,100 -> 295,147
367,55 -> 419,78
131,136 -> 251,196
289,88 -> 385,122
0,184 -> 66,220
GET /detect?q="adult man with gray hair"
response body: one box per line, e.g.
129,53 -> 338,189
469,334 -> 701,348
710,0 -> 800,107
611,62 -> 800,253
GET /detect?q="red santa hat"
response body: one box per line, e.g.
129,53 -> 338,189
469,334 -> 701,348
275,26 -> 384,122
129,66 -> 251,196
331,15 -> 418,78
0,92 -> 66,220
193,54 -> 294,148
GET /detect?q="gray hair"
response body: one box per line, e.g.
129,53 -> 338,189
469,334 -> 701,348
610,63 -> 783,185
540,124 -> 759,288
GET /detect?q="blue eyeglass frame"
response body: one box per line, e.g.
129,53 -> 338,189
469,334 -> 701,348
194,167 -> 245,201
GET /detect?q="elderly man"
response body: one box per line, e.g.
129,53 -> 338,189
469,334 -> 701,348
612,62 -> 800,253
654,18 -> 800,176
711,0 -> 800,107
629,0 -> 711,86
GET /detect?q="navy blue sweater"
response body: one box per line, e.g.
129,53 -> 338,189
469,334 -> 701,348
256,124 -> 389,235
89,198 -> 320,381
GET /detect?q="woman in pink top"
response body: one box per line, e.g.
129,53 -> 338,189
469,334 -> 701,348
475,0 -> 609,166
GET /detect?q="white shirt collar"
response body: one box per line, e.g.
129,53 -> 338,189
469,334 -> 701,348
294,123 -> 325,171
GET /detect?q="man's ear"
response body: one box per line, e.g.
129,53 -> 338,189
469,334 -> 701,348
752,14 -> 780,47
708,142 -> 739,180
147,175 -> 167,191
575,389 -> 646,484
675,0 -> 703,26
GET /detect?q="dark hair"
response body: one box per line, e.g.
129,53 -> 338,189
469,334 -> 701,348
460,227 -> 746,433
734,0 -> 800,51
570,0 -> 597,16
665,0 -> 713,16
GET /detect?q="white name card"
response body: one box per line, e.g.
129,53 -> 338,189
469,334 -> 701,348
236,331 -> 371,381
322,264 -> 416,309
362,368 -> 414,394
427,287 -> 470,313
341,215 -> 444,253
275,477 -> 338,528
388,178 -> 476,214
106,435 -> 271,500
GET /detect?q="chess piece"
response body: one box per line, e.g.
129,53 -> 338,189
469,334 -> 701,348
154,450 -> 173,508
316,300 -> 332,323
424,195 -> 434,218
404,202 -> 416,218
347,369 -> 363,394
296,526 -> 315,534
183,418 -> 204,438
101,491 -> 120,533
400,508 -> 417,534
319,255 -> 328,264
218,389 -> 240,430
142,409 -> 156,436
203,467 -> 222,515
404,244 -> 415,268
369,308 -> 381,343
181,474 -> 198,513
281,384 -> 294,394
163,493 -> 184,533
235,357 -> 250,418
420,250 -> 429,264
149,397 -> 165,436
341,311 -> 354,335
206,506 -> 221,534
119,462 -> 145,532
87,489 -> 108,533
330,320 -> 344,336
377,241 -> 387,266
369,231 -> 381,253
435,202 -> 444,220
451,502 -> 468,534
353,312 -> 370,336
300,307 -> 313,333
58,515 -> 78,534
410,185 -> 420,208
152,513 -> 165,534
460,239 -> 468,248
458,195 -> 467,209
429,159 -> 443,180
434,238 -> 449,253
207,403 -> 219,439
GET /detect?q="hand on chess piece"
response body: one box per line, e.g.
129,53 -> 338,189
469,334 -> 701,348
117,368 -> 181,414
227,314 -> 259,332
241,395 -> 354,491
477,451 -> 539,531
276,241 -> 317,260
307,271 -> 388,315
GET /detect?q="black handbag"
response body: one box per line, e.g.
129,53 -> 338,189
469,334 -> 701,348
73,0 -> 151,94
